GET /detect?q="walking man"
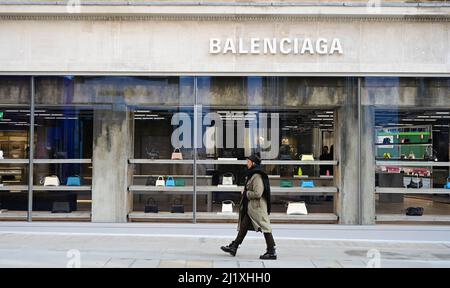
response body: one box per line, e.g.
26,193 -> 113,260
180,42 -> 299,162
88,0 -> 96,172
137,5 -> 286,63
220,153 -> 277,260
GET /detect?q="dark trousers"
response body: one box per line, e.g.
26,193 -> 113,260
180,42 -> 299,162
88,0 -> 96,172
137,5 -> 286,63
234,213 -> 276,250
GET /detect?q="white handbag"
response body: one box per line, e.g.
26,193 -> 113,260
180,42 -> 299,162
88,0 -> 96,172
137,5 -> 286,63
222,173 -> 234,186
301,154 -> 315,161
171,148 -> 183,160
221,200 -> 235,213
155,176 -> 166,187
287,202 -> 308,215
41,175 -> 60,186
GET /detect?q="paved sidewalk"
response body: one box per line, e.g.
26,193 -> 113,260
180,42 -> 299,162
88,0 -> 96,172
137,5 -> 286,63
0,222 -> 449,268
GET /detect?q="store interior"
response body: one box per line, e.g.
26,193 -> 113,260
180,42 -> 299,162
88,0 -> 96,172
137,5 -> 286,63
375,109 -> 450,216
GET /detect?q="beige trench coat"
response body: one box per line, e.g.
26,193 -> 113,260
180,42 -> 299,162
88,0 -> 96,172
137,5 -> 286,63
238,173 -> 272,233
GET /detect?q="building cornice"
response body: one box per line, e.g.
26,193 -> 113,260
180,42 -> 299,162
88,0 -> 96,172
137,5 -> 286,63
0,3 -> 449,22
0,14 -> 449,22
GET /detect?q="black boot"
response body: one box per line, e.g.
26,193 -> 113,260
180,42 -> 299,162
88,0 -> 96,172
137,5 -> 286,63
260,248 -> 277,260
221,241 -> 239,256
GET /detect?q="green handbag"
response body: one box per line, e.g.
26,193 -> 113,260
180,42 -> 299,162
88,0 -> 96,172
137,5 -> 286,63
280,180 -> 293,188
175,178 -> 186,187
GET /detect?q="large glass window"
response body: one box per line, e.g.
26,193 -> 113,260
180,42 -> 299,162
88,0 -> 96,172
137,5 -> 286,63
0,77 -> 30,220
193,77 -> 341,223
363,78 -> 450,222
127,77 -> 195,221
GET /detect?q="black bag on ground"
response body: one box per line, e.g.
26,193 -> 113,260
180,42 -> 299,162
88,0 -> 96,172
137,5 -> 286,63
51,202 -> 71,213
171,198 -> 184,213
144,198 -> 158,213
406,207 -> 424,216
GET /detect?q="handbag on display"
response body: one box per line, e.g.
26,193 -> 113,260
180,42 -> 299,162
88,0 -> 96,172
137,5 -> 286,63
155,176 -> 165,187
444,177 -> 450,189
0,150 -> 3,159
171,198 -> 185,213
297,167 -> 303,176
279,144 -> 292,160
145,176 -> 157,186
41,175 -> 60,186
145,147 -> 159,159
171,148 -> 183,160
66,175 -> 81,186
144,198 -> 158,213
300,180 -> 315,188
408,152 -> 416,160
382,137 -> 391,144
286,202 -> 308,215
51,202 -> 71,213
280,180 -> 293,188
387,166 -> 401,173
424,147 -> 438,162
175,178 -> 186,187
383,153 -> 391,159
166,176 -> 176,187
406,175 -> 423,189
406,207 -> 424,216
221,173 -> 235,186
301,154 -> 314,161
221,200 -> 235,214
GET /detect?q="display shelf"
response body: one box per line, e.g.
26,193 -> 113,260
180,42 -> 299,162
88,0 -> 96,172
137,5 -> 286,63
129,159 -> 338,166
128,212 -> 338,222
0,185 -> 28,191
33,159 -> 92,164
376,161 -> 450,167
197,159 -> 338,166
375,143 -> 432,146
33,186 -> 92,191
0,159 -> 29,164
0,211 -> 91,221
375,187 -> 450,194
129,159 -> 194,164
129,185 -> 338,194
376,214 -> 450,223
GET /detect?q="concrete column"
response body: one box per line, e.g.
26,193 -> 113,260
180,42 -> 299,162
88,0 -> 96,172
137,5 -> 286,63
334,82 -> 359,225
92,104 -> 132,223
361,105 -> 376,225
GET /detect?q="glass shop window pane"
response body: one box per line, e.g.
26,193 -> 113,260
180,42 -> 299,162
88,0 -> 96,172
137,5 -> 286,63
196,76 -> 339,222
366,77 -> 450,219
33,109 -> 93,160
0,76 -> 31,218
130,107 -> 195,218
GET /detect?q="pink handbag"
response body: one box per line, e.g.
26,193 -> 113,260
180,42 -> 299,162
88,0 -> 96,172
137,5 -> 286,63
171,148 -> 183,160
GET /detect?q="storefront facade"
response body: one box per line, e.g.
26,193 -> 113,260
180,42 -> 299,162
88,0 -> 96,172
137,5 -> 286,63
0,1 -> 449,224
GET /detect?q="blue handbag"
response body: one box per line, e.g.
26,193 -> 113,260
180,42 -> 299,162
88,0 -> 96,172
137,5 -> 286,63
300,180 -> 315,188
444,177 -> 450,189
166,176 -> 175,187
66,175 -> 81,186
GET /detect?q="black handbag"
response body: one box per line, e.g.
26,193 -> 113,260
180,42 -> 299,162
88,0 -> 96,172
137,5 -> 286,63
51,202 -> 71,213
406,207 -> 424,216
407,175 -> 423,189
145,147 -> 159,159
279,144 -> 292,160
145,176 -> 157,186
144,198 -> 158,213
171,198 -> 185,213
382,137 -> 391,144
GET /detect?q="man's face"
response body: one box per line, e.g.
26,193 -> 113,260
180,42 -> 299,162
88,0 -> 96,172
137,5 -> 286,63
323,147 -> 328,154
246,159 -> 254,169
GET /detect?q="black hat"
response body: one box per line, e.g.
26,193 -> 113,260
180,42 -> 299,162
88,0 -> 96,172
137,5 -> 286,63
247,153 -> 261,165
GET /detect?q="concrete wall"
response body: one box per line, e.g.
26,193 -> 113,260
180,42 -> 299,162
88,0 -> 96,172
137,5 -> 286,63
0,16 -> 448,75
91,105 -> 132,222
